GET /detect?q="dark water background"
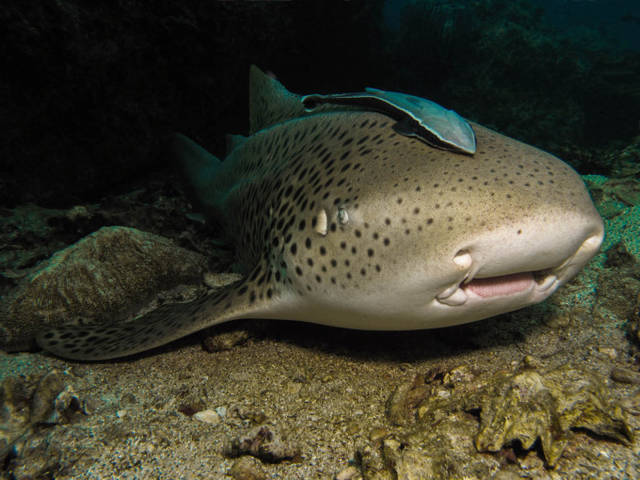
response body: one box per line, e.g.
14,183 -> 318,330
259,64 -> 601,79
1,0 -> 638,208
538,0 -> 640,51
384,0 -> 640,50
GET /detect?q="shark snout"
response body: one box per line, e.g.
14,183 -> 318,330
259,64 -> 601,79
436,210 -> 604,306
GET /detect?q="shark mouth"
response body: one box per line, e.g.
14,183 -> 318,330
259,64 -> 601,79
436,270 -> 557,306
466,272 -> 538,297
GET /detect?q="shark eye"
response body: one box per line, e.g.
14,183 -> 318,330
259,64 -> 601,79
337,208 -> 349,225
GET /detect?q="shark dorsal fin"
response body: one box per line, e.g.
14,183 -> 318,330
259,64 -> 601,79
249,65 -> 306,134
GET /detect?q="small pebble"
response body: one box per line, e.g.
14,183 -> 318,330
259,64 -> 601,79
226,425 -> 299,462
610,367 -> 640,385
203,329 -> 250,352
193,409 -> 221,425
598,347 -> 617,360
369,427 -> 390,442
522,355 -> 542,369
335,465 -> 360,480
228,455 -> 266,480
66,205 -> 91,221
443,365 -> 474,384
619,390 -> 640,415
215,406 -> 227,418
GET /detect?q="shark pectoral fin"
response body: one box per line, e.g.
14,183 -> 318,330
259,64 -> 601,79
36,286 -> 241,361
249,65 -> 305,134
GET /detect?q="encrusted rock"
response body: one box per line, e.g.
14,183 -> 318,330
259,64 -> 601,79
628,292 -> 640,345
475,365 -> 633,466
0,370 -> 83,462
385,374 -> 431,426
0,376 -> 31,455
353,362 -> 634,479
335,465 -> 362,480
0,226 -> 207,351
225,425 -> 299,463
611,367 -> 640,385
357,414 -> 497,480
203,328 -> 251,353
30,371 -> 66,424
228,455 -> 267,480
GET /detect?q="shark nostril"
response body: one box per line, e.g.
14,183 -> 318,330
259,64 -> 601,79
453,250 -> 472,269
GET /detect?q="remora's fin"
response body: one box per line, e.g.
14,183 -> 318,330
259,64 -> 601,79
249,65 -> 306,134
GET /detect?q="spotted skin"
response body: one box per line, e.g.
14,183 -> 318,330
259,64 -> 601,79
37,69 -> 603,360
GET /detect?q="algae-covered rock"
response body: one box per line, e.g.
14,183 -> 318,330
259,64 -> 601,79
604,206 -> 640,260
354,363 -> 633,479
228,455 -> 267,480
629,293 -> 640,345
588,175 -> 640,264
225,425 -> 300,463
475,365 -> 633,466
385,373 -> 431,426
0,226 -> 207,351
357,414 -> 498,480
0,370 -> 82,459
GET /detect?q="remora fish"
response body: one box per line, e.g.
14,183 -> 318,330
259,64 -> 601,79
37,66 -> 604,360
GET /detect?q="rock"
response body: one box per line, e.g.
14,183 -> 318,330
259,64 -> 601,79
0,370 -> 83,463
228,455 -> 267,480
474,365 -> 633,466
193,409 -> 221,425
601,206 -> 640,263
610,367 -> 640,385
0,376 -> 31,455
357,413 -> 496,480
356,362 -> 634,479
385,374 -> 430,426
335,465 -> 361,480
202,328 -> 251,353
30,371 -> 66,423
225,425 -> 299,463
0,226 -> 207,351
598,346 -> 617,360
628,293 -> 640,345
601,178 -> 640,207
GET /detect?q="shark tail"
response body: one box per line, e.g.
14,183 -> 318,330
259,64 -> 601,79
36,259 -> 281,361
36,291 -> 230,361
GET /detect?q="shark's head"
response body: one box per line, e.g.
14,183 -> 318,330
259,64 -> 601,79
270,113 -> 604,330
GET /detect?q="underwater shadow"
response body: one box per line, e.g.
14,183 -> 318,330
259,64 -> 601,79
210,304 -> 550,365
46,302 -> 550,365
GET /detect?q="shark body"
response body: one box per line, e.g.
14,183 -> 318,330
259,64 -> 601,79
37,67 -> 604,360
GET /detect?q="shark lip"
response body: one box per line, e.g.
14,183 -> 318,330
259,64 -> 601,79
436,269 -> 559,306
